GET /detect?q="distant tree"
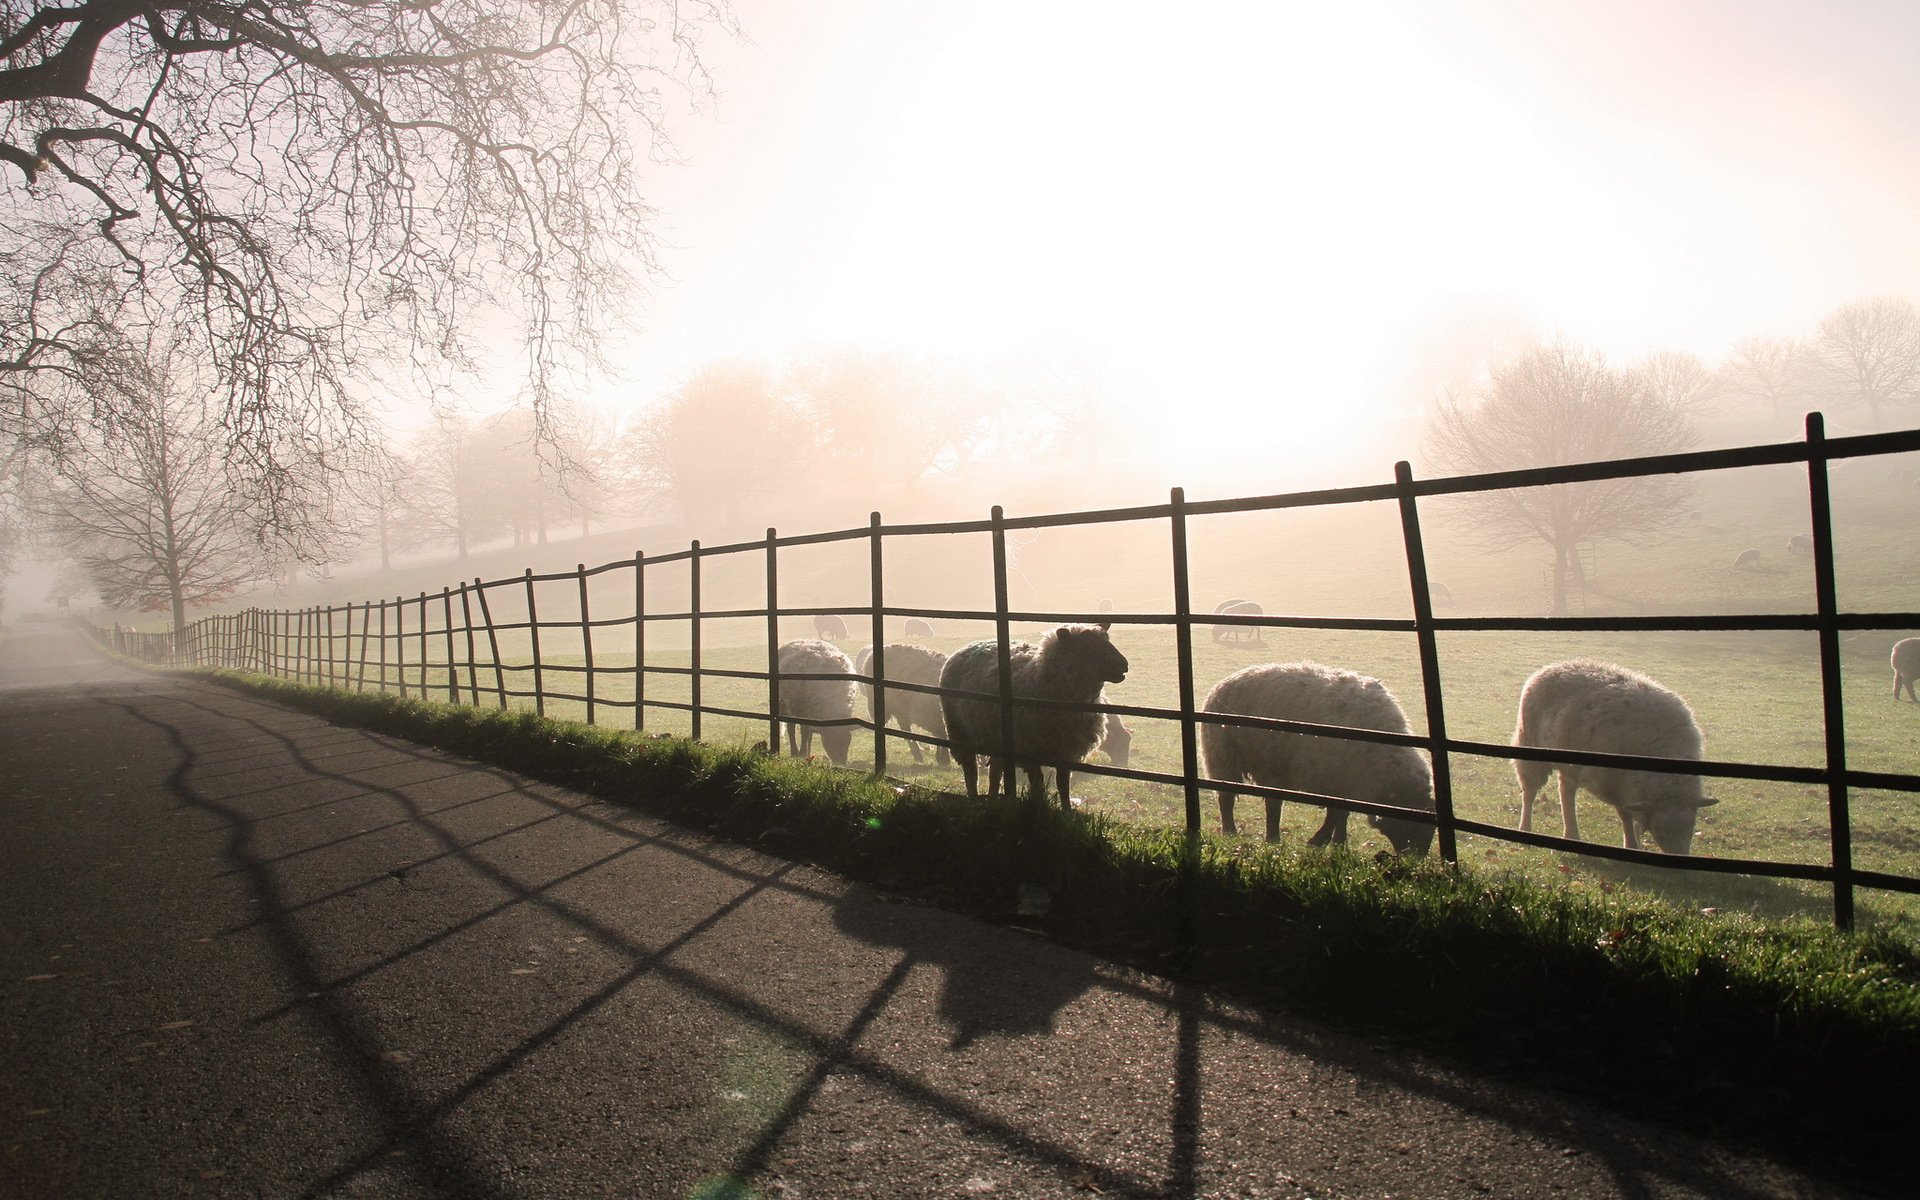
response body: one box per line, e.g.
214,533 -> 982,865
1,0 -> 727,483
1427,344 -> 1698,615
33,345 -> 285,637
1720,335 -> 1817,421
1637,350 -> 1720,414
1814,297 -> 1920,423
622,362 -> 806,527
403,413 -> 506,560
788,349 -> 999,508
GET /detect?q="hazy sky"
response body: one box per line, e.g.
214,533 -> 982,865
610,0 -> 1920,474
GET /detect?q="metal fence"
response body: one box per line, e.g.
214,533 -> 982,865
91,413 -> 1920,928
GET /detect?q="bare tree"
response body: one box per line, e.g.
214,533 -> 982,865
1427,344 -> 1697,615
402,412 -> 505,560
1637,350 -> 1720,414
1814,297 -> 1920,424
622,361 -> 806,528
1721,335 -> 1817,421
2,0 -> 727,490
33,344 -> 286,637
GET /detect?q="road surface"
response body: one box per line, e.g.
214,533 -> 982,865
0,627 -> 1874,1197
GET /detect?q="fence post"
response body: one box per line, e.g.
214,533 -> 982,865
354,602 -> 371,692
1169,488 -> 1201,834
1395,461 -> 1458,864
458,584 -> 480,705
326,605 -> 337,689
1805,413 -> 1855,929
418,592 -> 430,701
475,577 -> 507,708
689,540 -> 702,741
578,564 -> 595,725
991,505 -> 1016,801
378,599 -> 389,694
442,588 -> 458,703
395,595 -> 409,700
524,569 -> 545,718
766,530 -> 782,753
869,511 -> 888,777
634,551 -> 646,731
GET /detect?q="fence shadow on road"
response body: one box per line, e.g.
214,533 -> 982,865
105,678 -> 1819,1200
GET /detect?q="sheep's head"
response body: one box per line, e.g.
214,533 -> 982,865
1051,623 -> 1128,684
1636,795 -> 1717,855
1368,755 -> 1436,856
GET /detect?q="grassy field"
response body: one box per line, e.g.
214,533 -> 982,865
179,444 -> 1920,937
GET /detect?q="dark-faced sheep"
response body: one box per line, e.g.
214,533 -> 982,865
855,643 -> 950,765
938,623 -> 1129,809
777,639 -> 857,765
1786,533 -> 1813,557
1199,662 -> 1435,855
903,617 -> 935,638
813,613 -> 850,640
1733,548 -> 1761,569
1893,638 -> 1920,701
1211,599 -> 1265,643
1512,659 -> 1717,854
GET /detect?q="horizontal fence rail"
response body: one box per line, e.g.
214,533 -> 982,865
86,414 -> 1920,929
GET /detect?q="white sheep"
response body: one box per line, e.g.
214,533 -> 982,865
777,639 -> 857,765
1733,548 -> 1761,569
903,617 -> 935,638
1786,533 -> 1814,557
1512,659 -> 1717,854
1892,638 -> 1920,701
1099,712 -> 1132,768
1199,662 -> 1435,855
814,614 -> 850,640
1211,598 -> 1265,643
938,623 -> 1129,808
854,642 -> 950,765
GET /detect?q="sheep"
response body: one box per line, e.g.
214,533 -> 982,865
1786,533 -> 1814,557
1211,598 -> 1265,643
1199,662 -> 1435,855
1429,581 -> 1454,605
1733,548 -> 1761,569
1099,712 -> 1132,768
938,623 -> 1129,808
813,614 -> 850,641
854,642 -> 950,765
776,639 -> 857,765
903,617 -> 935,638
1892,638 -> 1920,701
1512,659 -> 1717,855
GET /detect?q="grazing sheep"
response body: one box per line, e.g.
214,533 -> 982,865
814,613 -> 850,640
1733,548 -> 1761,569
1512,659 -> 1717,854
777,639 -> 857,765
903,617 -> 935,638
1199,662 -> 1435,855
1099,712 -> 1132,768
1893,638 -> 1920,701
939,623 -> 1129,808
855,643 -> 950,765
1429,581 -> 1454,605
1097,598 -> 1115,615
1211,598 -> 1265,643
1786,533 -> 1814,557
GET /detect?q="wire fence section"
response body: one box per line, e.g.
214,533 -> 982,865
91,413 -> 1920,929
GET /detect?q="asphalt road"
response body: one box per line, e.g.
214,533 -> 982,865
0,628 -> 1876,1198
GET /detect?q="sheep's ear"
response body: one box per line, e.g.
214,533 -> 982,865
1097,622 -> 1110,632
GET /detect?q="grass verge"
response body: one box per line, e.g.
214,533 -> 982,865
204,669 -> 1915,1189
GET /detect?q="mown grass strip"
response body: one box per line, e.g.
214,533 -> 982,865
202,669 -> 1916,1187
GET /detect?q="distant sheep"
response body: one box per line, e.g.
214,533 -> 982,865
855,643 -> 950,765
939,623 -> 1129,808
1097,598 -> 1115,615
1786,533 -> 1814,557
1099,712 -> 1132,768
1512,659 -> 1717,855
1211,599 -> 1265,643
1199,662 -> 1435,855
777,639 -> 857,765
1733,548 -> 1761,569
1893,638 -> 1920,701
1429,581 -> 1454,605
814,614 -> 850,640
903,617 -> 935,638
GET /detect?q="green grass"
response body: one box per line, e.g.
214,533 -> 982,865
187,670 -> 1918,1187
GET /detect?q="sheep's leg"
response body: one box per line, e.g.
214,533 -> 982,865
1218,789 -> 1239,836
1055,765 -> 1072,812
1556,773 -> 1582,842
905,725 -> 926,764
1264,796 -> 1282,842
800,726 -> 815,758
958,752 -> 980,799
785,722 -> 800,756
1306,806 -> 1348,846
1516,758 -> 1551,831
1025,762 -> 1047,805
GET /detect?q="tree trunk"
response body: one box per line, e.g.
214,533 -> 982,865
1551,543 -> 1569,617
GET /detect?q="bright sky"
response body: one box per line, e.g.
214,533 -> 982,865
611,0 -> 1920,478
